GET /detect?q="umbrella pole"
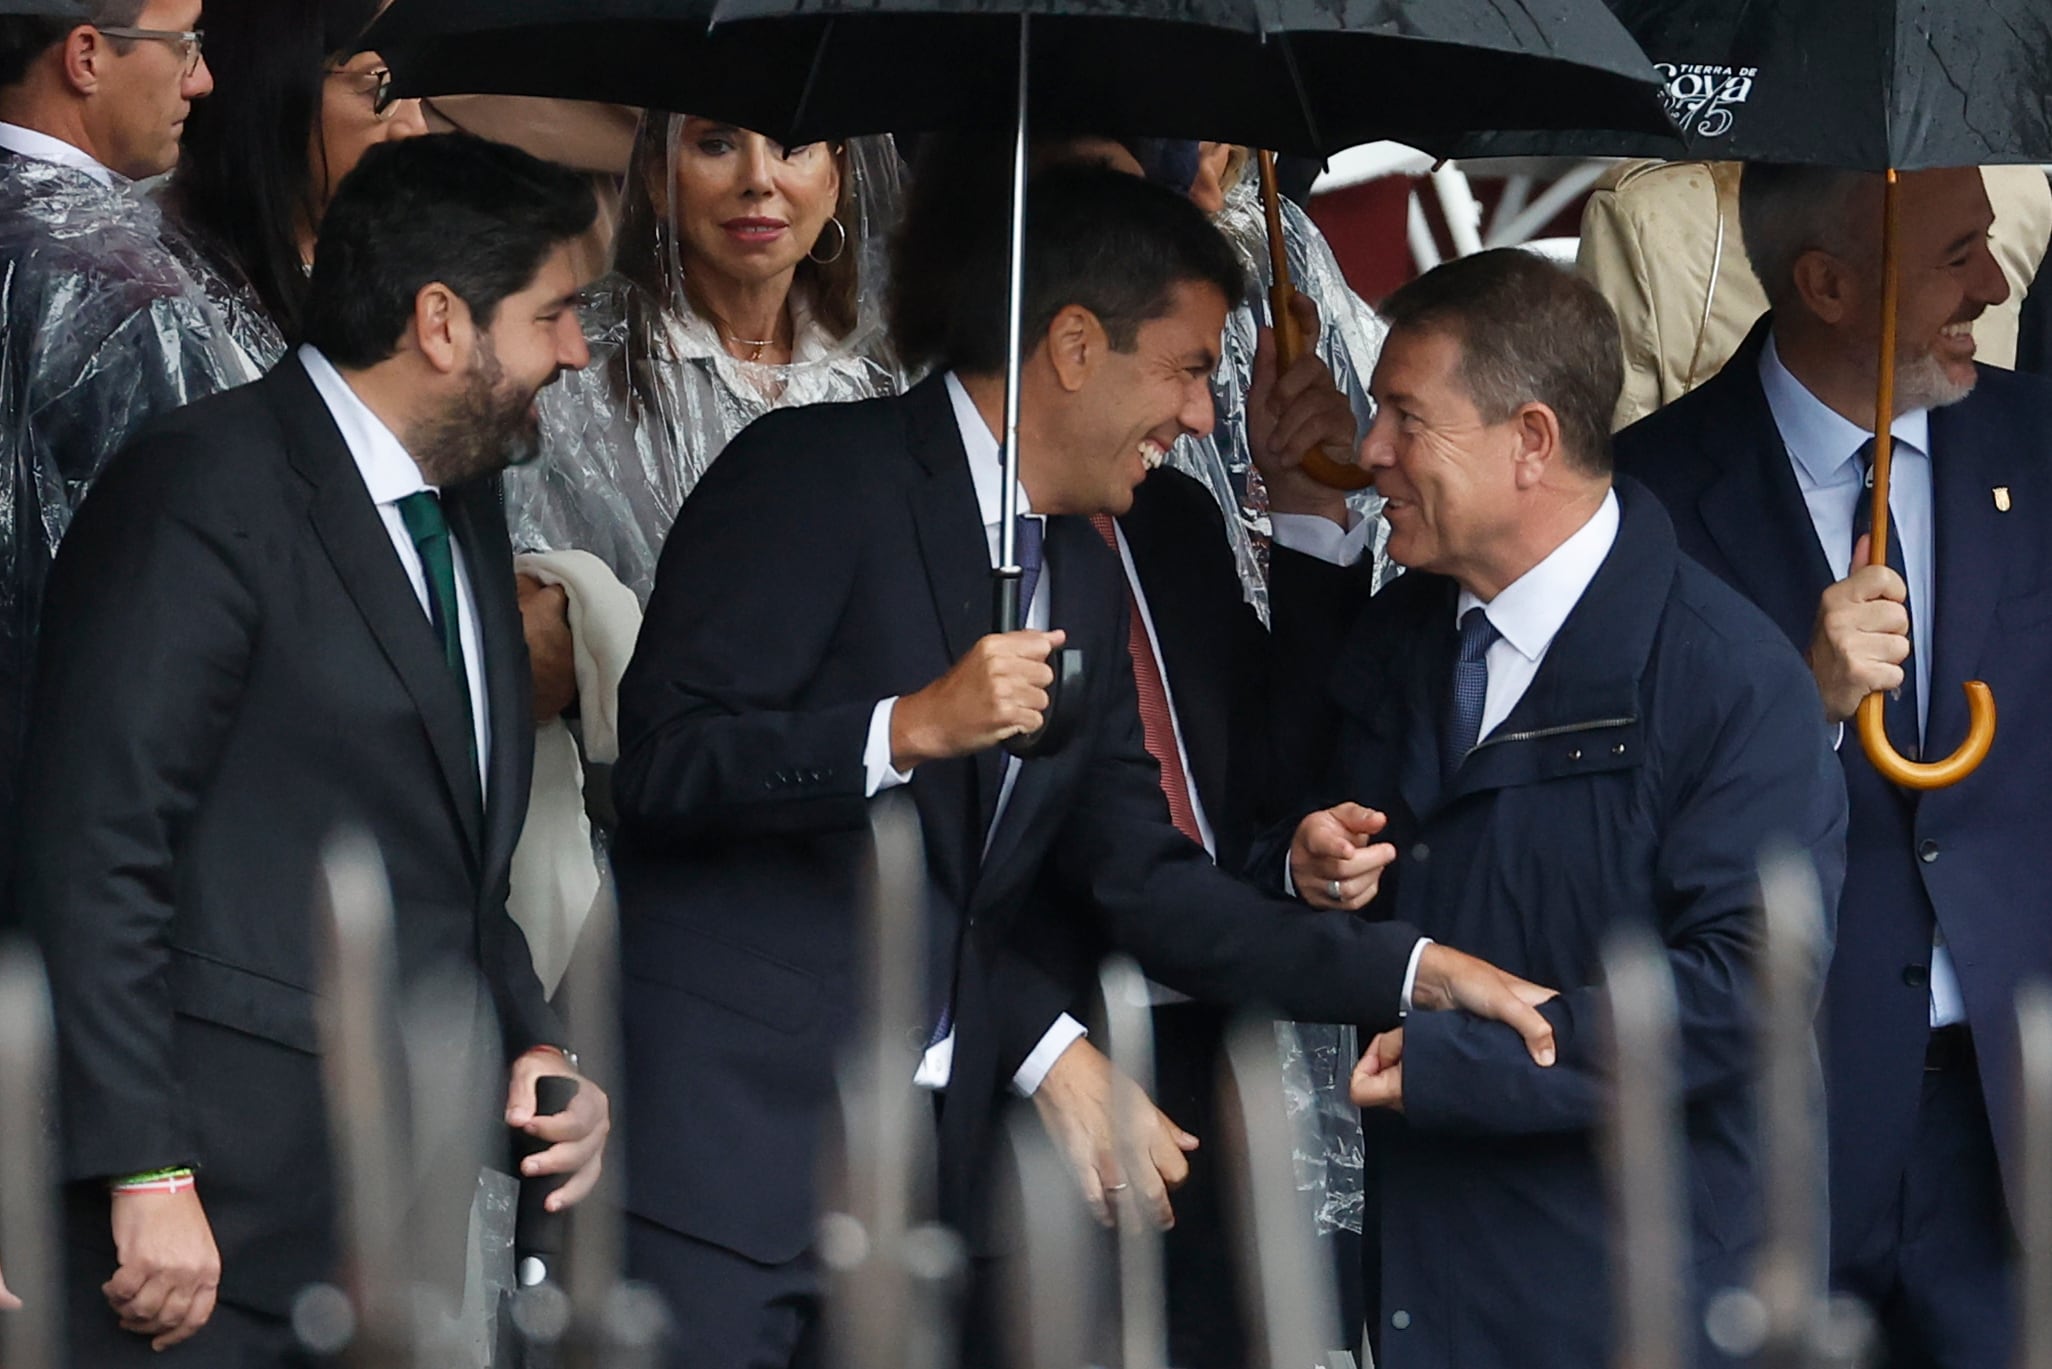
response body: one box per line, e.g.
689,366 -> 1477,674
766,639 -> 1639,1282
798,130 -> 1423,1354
993,14 -> 1082,760
994,12 -> 1031,636
1855,169 -> 1997,789
1255,151 -> 1371,493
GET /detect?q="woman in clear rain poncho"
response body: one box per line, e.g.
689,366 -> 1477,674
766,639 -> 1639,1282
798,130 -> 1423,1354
500,114 -> 904,992
505,114 -> 905,604
163,0 -> 430,374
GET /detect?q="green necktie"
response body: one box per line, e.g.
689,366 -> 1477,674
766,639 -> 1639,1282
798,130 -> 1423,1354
395,491 -> 477,767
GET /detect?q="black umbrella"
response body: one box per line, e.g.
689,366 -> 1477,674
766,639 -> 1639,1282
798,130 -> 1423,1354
1457,0 -> 2046,790
363,0 -> 1672,753
1453,0 -> 2052,171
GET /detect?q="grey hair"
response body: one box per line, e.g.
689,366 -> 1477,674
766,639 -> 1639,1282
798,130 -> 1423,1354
1738,163 -> 1872,310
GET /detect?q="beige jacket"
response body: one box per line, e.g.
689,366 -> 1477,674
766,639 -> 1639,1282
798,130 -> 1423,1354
1578,160 -> 2052,430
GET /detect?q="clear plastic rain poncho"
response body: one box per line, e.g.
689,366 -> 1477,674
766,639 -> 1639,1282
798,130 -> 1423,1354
504,118 -> 906,602
1169,171 -> 1393,630
1185,171 -> 1393,1238
0,155 -> 263,838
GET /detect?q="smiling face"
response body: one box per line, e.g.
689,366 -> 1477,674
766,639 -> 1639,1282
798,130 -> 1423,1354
1363,325 -> 1529,589
1824,167 -> 2010,411
85,0 -> 213,179
663,117 -> 842,295
1031,279 -> 1227,516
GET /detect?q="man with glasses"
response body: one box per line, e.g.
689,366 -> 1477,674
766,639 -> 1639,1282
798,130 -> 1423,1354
0,0 -> 246,911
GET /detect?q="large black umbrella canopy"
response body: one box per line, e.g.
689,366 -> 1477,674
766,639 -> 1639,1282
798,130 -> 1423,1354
365,0 -> 1676,159
1452,0 -> 2052,169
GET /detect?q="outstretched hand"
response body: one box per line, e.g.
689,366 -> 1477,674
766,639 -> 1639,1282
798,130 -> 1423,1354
1409,943 -> 1559,1066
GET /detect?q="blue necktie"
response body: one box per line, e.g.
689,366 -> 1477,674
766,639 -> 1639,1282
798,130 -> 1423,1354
1443,606 -> 1501,780
1014,514 -> 1045,615
1851,439 -> 1920,759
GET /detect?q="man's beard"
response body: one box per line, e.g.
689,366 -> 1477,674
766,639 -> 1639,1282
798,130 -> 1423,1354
412,340 -> 550,488
1893,344 -> 1976,413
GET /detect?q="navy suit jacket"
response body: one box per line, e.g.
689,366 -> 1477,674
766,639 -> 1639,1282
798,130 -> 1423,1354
1617,317 -> 2052,1263
609,374 -> 1425,1264
1258,479 -> 1846,1369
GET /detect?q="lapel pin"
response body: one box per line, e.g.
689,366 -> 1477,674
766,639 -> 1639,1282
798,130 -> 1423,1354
1994,486 -> 2012,512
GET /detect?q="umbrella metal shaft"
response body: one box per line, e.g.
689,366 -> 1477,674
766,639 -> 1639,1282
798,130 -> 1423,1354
994,10 -> 1030,623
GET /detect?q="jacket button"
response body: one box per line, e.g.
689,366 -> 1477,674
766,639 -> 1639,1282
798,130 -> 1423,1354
1411,843 -> 1430,864
1568,748 -> 1583,762
1612,742 -> 1627,756
1918,839 -> 1940,863
1903,965 -> 1930,989
1391,1310 -> 1412,1330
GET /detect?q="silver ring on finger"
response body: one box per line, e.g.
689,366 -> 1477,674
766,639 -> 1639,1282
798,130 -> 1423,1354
1104,1182 -> 1130,1193
1327,879 -> 1343,903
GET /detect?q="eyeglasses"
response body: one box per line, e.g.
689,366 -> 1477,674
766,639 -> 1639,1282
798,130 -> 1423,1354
326,65 -> 399,120
95,26 -> 205,78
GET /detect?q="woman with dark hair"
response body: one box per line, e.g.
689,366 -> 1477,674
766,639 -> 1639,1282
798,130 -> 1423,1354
164,0 -> 427,368
496,114 -> 903,997
507,113 -> 903,603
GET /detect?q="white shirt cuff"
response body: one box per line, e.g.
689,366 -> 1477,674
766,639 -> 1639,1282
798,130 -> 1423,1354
1399,937 -> 1433,1017
864,697 -> 915,796
1270,509 -> 1370,567
1011,1013 -> 1089,1097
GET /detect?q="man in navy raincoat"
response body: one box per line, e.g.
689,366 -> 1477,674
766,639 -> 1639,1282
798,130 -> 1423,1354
1266,249 -> 1848,1369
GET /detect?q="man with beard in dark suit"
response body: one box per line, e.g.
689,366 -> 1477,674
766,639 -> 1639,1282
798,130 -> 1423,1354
19,133 -> 612,1366
1619,163 -> 2049,1369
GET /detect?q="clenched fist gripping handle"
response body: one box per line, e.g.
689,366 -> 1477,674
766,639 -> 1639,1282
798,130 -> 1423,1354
995,569 -> 1085,759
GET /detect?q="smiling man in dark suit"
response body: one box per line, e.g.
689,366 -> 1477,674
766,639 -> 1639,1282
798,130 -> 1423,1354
18,133 -> 612,1367
609,165 -> 1558,1369
1618,163 -> 2052,1369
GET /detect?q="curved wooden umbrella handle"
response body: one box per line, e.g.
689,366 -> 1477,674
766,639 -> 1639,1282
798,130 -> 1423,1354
1856,170 -> 1995,791
1258,151 -> 1374,493
1856,682 -> 1996,790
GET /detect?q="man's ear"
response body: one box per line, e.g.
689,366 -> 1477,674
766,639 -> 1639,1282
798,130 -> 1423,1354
1044,303 -> 1103,393
1791,249 -> 1857,327
61,25 -> 106,95
1509,401 -> 1564,490
411,283 -> 470,375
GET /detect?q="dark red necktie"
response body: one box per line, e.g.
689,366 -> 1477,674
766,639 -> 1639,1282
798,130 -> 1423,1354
1090,515 -> 1205,846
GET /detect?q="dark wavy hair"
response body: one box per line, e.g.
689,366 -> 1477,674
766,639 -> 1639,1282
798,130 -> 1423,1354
166,0 -> 380,339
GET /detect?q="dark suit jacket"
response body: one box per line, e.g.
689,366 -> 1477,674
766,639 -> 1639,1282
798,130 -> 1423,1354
17,355 -> 561,1316
1253,480 -> 1846,1369
608,373 -> 1423,1264
1617,316 -> 2052,1264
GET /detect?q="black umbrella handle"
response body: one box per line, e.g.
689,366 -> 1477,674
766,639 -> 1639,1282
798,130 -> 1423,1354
512,1075 -> 580,1287
993,568 -> 1083,758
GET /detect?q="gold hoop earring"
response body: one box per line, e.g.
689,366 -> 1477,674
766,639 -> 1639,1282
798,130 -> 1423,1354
808,216 -> 848,264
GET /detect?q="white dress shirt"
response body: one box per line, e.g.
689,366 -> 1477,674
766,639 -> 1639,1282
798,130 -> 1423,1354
0,121 -> 115,186
1758,337 -> 1963,1029
1458,489 -> 1621,742
301,346 -> 492,793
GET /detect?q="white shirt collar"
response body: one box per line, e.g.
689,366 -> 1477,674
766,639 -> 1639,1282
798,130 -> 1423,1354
1759,332 -> 1929,487
0,121 -> 115,187
1457,487 -> 1620,664
298,345 -> 436,504
944,371 -> 1032,525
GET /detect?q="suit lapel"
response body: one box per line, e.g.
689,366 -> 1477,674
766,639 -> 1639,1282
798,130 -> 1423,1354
268,359 -> 486,860
1694,327 -> 1836,647
900,378 -> 1006,849
1925,396 -> 2007,756
447,479 -> 527,880
976,515 -> 1111,888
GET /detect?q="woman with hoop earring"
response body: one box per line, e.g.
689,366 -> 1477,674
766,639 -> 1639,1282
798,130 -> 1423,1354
498,115 -> 904,998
